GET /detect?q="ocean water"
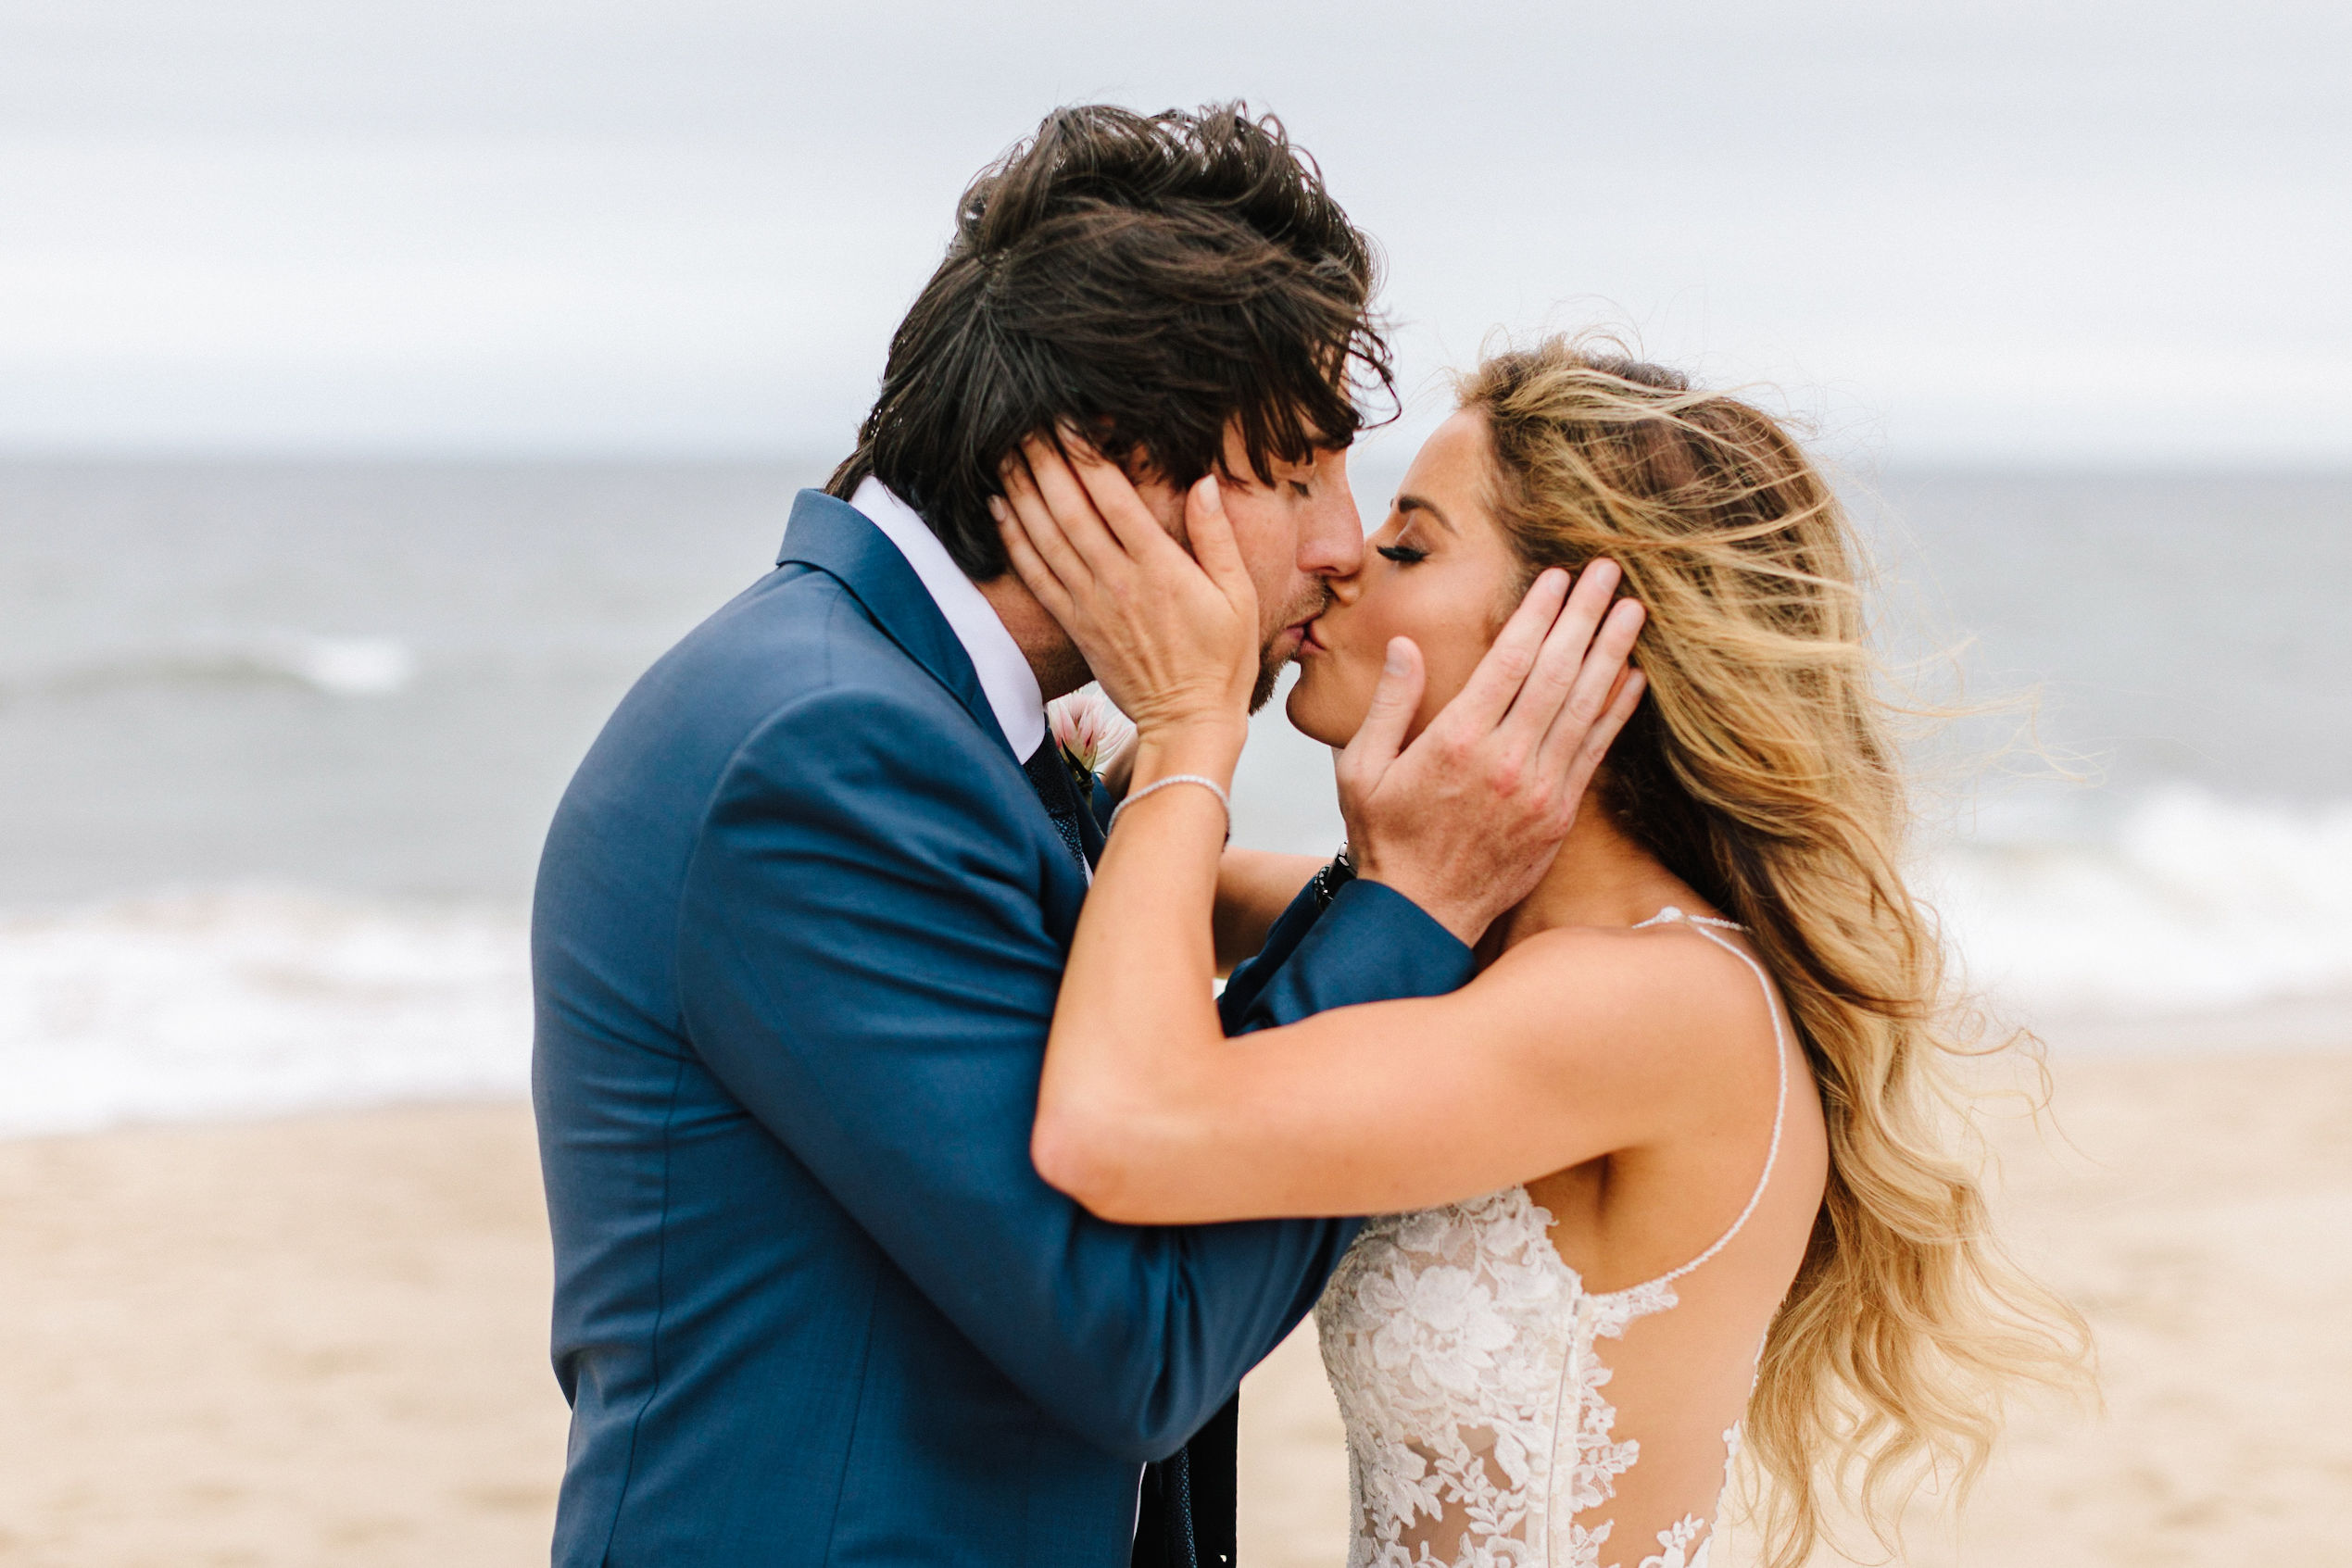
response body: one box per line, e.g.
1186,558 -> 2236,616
2,460 -> 2346,1135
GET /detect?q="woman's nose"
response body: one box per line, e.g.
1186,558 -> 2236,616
1321,560 -> 1365,607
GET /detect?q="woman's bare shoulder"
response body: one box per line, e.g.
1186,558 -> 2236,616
1470,916 -> 1785,1090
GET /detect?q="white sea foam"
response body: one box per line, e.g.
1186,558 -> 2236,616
6,633 -> 420,700
261,633 -> 420,696
1930,786 -> 2352,1019
0,888 -> 528,1138
3,786 -> 2346,1138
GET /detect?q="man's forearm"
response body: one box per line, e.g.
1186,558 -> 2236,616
1220,876 -> 1475,1035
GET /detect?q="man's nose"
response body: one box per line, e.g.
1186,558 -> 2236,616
1298,483 -> 1365,579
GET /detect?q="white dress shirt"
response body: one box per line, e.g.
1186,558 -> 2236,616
847,477 -> 1047,760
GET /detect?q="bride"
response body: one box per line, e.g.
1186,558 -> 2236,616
993,339 -> 2084,1568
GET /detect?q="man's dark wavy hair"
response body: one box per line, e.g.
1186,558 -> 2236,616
826,102 -> 1395,580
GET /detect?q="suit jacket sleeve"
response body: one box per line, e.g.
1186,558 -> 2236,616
675,688 -> 1473,1461
1217,875 -> 1460,1035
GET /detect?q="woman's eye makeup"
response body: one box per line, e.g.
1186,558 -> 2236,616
1375,542 -> 1428,564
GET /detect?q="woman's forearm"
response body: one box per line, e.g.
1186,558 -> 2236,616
1028,723 -> 1718,1229
1095,735 -> 1315,974
1032,721 -> 1244,1217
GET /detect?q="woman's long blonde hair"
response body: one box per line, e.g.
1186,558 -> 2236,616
1455,338 -> 2088,1567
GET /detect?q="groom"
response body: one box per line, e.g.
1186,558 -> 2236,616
533,105 -> 1552,1567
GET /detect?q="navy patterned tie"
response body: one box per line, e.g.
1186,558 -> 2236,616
1021,740 -> 1100,872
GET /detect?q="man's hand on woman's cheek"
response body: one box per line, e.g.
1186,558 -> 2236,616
1339,564 -> 1648,945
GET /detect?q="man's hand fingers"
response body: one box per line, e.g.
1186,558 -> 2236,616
1535,596 -> 1646,782
1339,637 -> 1425,786
1439,568 -> 1571,734
1497,559 -> 1624,744
1557,666 -> 1647,809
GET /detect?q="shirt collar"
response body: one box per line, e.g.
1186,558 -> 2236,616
847,477 -> 1047,759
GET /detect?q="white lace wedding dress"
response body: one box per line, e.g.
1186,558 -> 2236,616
1315,909 -> 1792,1568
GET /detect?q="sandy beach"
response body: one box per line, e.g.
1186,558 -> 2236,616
5,1040 -> 2347,1567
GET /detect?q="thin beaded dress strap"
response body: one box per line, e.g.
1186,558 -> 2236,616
1621,905 -> 1792,1292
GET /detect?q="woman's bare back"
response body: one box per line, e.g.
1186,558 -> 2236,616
1315,909 -> 1829,1568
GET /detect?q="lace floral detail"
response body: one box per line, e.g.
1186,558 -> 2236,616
1318,909 -> 1785,1567
1627,1421 -> 1745,1568
1321,1186 -> 1736,1568
1638,1514 -> 1709,1568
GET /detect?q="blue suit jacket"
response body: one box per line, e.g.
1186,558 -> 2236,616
531,492 -> 1473,1566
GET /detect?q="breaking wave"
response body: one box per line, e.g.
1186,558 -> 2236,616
1930,785 -> 2352,1019
0,887 -> 526,1137
2,784 -> 2345,1138
3,633 -> 419,699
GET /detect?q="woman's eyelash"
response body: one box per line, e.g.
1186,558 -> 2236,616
1376,543 -> 1428,564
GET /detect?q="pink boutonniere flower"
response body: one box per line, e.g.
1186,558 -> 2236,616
1047,686 -> 1135,781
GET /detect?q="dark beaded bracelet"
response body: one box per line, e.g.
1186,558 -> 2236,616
1310,842 -> 1357,909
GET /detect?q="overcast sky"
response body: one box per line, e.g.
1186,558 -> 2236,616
1,0 -> 2345,465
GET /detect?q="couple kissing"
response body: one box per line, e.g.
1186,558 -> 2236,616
531,103 -> 2083,1568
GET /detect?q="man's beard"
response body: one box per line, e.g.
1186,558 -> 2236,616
1251,583 -> 1332,714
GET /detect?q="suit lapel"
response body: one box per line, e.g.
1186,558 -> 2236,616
776,489 -> 1096,904
774,490 -> 1012,764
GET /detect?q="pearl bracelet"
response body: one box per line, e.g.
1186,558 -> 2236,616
1107,772 -> 1233,846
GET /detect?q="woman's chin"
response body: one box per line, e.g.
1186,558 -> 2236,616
1282,671 -> 1357,748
